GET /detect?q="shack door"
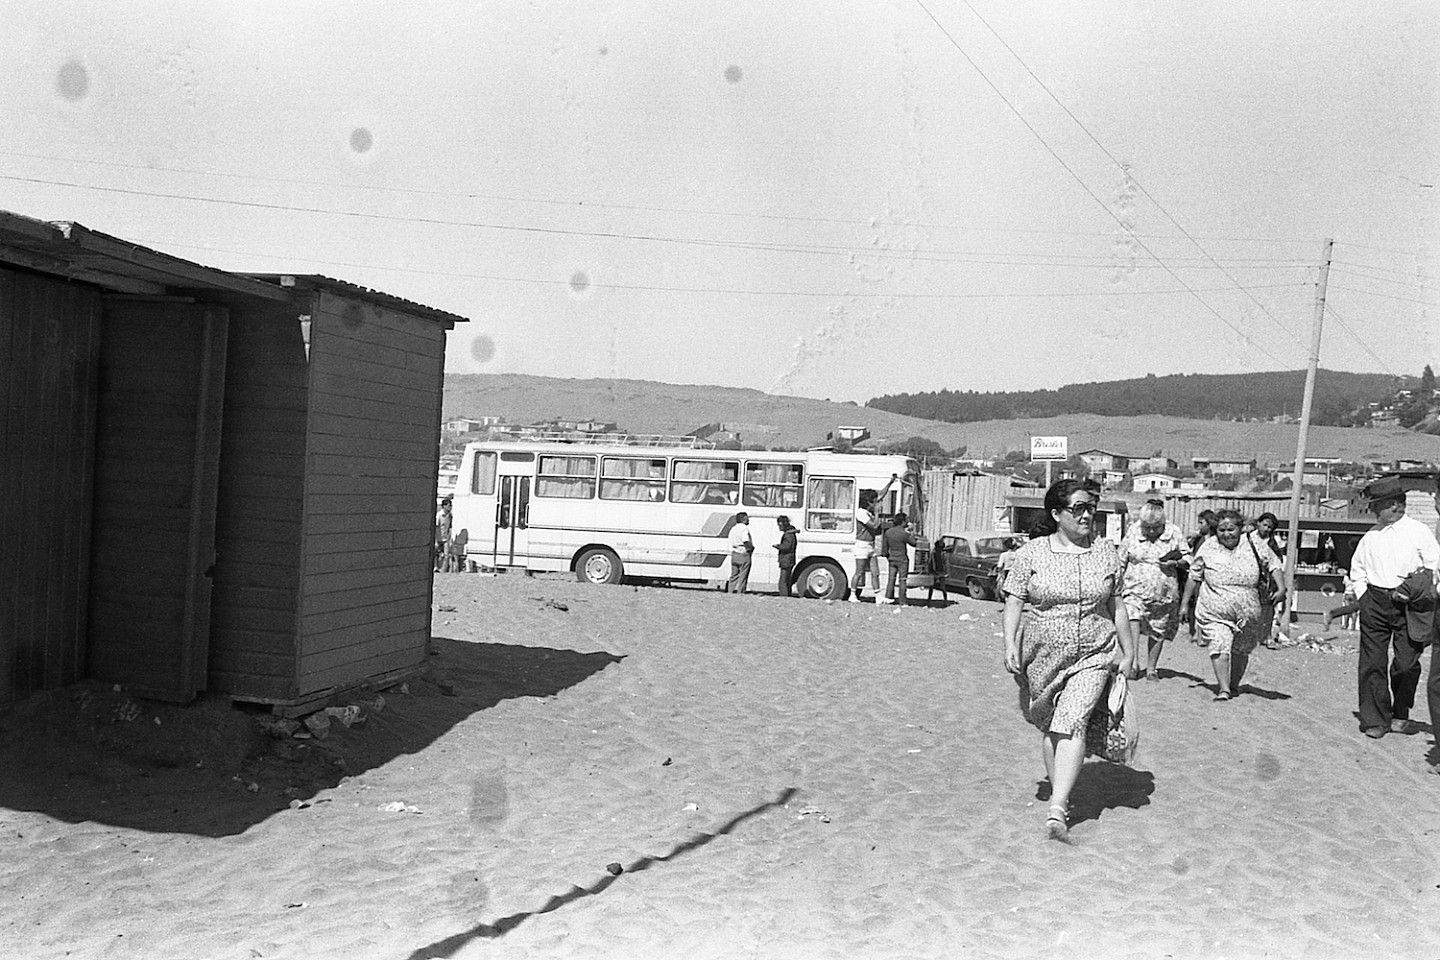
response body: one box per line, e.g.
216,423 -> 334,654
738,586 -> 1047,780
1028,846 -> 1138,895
86,301 -> 229,702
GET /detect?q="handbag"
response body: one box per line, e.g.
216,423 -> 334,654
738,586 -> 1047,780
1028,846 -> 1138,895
1247,536 -> 1275,604
1085,673 -> 1139,765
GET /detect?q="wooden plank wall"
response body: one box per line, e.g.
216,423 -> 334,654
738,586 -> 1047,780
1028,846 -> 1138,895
921,471 -> 1017,537
86,301 -> 228,702
208,301 -> 309,700
295,291 -> 445,696
0,269 -> 102,710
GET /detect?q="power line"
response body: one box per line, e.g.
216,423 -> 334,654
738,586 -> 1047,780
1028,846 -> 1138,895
0,147 -> 1334,246
1323,303 -> 1403,377
0,172 -> 1323,277
950,0 -> 1307,347
912,0 -> 1297,367
1335,238 -> 1440,258
1330,267 -> 1440,296
1329,285 -> 1440,307
128,232 -> 1310,300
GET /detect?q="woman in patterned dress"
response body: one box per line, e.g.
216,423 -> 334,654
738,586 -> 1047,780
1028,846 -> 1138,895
1119,500 -> 1187,681
1003,479 -> 1136,841
1179,509 -> 1286,701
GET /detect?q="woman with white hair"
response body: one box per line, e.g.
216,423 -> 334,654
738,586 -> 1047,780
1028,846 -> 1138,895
1119,499 -> 1188,681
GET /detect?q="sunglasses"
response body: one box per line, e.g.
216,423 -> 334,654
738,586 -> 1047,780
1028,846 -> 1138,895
1061,501 -> 1097,516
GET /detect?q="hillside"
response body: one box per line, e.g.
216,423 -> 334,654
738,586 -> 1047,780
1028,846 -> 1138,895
868,370 -> 1407,425
442,374 -> 1440,466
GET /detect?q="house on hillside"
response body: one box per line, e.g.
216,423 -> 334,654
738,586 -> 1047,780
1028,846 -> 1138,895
0,210 -> 463,713
1077,449 -> 1134,473
1134,456 -> 1178,473
1193,456 -> 1255,476
1133,473 -> 1177,491
444,415 -> 502,436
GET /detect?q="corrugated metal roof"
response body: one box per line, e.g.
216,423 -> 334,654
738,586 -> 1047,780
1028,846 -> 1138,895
245,274 -> 467,327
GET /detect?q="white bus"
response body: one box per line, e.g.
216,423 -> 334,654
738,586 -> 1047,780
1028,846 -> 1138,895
449,440 -> 926,599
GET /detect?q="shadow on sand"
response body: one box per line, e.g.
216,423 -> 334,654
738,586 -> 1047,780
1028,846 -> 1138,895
402,787 -> 800,959
0,638 -> 623,837
1069,762 -> 1156,826
1032,761 -> 1156,825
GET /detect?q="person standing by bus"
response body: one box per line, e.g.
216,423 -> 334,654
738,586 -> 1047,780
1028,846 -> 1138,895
880,512 -> 919,606
727,512 -> 755,594
850,491 -> 882,602
774,515 -> 798,597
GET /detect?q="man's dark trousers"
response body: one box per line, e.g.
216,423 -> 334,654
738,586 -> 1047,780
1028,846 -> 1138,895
1358,587 -> 1424,730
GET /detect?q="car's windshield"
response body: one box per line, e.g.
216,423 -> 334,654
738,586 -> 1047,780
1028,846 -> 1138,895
973,538 -> 1008,556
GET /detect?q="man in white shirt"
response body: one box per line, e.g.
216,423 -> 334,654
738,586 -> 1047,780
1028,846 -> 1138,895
726,512 -> 754,594
1350,477 -> 1440,739
850,492 -> 882,602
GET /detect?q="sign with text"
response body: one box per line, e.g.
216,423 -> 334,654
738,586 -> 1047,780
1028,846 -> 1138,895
1030,436 -> 1068,461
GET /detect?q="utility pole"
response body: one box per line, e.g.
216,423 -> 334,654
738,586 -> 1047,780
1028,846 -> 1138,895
1281,239 -> 1333,634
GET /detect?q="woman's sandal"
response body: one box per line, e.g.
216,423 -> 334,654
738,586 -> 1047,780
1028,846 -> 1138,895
1046,804 -> 1070,842
1213,690 -> 1233,702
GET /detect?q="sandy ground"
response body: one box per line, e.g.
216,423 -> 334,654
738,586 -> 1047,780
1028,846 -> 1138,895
3,573 -> 1440,960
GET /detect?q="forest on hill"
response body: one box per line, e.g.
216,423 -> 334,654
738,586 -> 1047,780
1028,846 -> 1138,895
867,370 -> 1408,426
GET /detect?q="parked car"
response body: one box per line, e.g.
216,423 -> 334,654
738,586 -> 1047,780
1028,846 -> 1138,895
931,530 -> 1017,600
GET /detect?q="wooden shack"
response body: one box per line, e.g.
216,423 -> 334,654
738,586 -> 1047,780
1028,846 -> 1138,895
0,211 -> 463,712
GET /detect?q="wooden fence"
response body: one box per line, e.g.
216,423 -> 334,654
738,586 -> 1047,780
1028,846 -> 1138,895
921,471 -> 1368,541
921,471 -> 1018,536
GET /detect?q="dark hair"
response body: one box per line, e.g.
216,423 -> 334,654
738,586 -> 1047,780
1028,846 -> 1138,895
893,511 -> 908,525
1256,512 -> 1279,526
1031,478 -> 1093,537
1197,509 -> 1218,533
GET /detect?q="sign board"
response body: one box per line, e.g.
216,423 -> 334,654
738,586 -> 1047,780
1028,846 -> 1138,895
1030,436 -> 1068,461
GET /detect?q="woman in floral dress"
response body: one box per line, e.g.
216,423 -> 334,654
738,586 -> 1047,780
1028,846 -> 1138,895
1003,479 -> 1136,841
1179,509 -> 1286,701
1119,501 -> 1187,681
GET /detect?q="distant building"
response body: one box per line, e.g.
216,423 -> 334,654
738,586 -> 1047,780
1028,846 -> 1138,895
1133,473 -> 1177,491
1193,456 -> 1255,476
1077,449 -> 1134,473
1177,478 -> 1211,492
1134,456 -> 1178,473
444,415 -> 502,436
836,425 -> 871,443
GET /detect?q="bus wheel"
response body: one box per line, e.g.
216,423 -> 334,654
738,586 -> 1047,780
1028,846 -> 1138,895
576,548 -> 623,585
799,560 -> 847,600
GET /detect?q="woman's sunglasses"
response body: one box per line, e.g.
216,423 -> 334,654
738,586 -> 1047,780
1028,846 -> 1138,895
1061,501 -> 1097,516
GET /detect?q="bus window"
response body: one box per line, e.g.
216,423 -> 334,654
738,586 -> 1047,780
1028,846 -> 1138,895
536,454 -> 597,499
472,451 -> 497,496
671,459 -> 740,504
805,477 -> 855,532
742,461 -> 803,508
601,457 -> 668,501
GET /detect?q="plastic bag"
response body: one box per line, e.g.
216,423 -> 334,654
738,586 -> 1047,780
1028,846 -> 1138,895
1085,673 -> 1139,765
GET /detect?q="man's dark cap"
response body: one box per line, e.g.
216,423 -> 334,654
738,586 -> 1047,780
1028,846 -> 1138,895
1364,476 -> 1405,503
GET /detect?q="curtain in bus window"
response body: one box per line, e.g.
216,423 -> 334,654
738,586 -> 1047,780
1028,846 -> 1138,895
742,461 -> 804,508
472,452 -> 497,495
805,477 -> 855,532
536,455 -> 597,498
671,459 -> 740,504
600,457 -> 668,501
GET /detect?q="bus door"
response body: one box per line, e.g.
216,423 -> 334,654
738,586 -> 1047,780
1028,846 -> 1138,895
494,453 -> 534,568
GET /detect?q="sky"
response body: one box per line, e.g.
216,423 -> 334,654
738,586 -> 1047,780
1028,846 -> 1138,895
2,0 -> 1436,403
